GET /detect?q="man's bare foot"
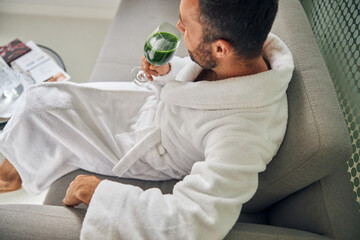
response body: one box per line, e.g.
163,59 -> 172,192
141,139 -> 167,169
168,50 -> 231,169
0,158 -> 22,193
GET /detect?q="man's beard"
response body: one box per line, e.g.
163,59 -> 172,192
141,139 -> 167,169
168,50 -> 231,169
188,42 -> 217,69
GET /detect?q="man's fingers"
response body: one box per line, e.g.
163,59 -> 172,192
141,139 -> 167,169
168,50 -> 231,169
141,56 -> 159,81
63,194 -> 80,207
147,69 -> 159,76
62,175 -> 101,207
150,63 -> 171,76
146,74 -> 153,81
62,181 -> 81,207
141,56 -> 149,69
144,67 -> 159,80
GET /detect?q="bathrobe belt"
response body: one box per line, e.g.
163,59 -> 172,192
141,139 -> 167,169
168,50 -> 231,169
112,128 -> 162,176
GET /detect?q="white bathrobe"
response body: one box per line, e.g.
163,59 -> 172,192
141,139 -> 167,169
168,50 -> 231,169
0,33 -> 293,240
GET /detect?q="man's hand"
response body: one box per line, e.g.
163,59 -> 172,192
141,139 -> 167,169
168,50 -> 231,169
141,56 -> 171,81
62,175 -> 101,207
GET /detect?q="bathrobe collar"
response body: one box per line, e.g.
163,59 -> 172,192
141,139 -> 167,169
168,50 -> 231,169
160,33 -> 294,110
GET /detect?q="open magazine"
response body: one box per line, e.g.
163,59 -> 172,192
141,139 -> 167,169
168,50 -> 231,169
0,39 -> 70,123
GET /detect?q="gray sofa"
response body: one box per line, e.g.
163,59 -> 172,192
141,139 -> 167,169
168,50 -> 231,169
1,0 -> 360,239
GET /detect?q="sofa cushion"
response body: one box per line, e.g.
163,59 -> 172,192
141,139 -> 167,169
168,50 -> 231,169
268,164 -> 360,239
224,223 -> 331,240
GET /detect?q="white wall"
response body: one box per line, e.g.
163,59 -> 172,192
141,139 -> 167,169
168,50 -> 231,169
0,0 -> 121,19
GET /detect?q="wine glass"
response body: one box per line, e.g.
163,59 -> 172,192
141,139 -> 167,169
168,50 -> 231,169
131,22 -> 182,86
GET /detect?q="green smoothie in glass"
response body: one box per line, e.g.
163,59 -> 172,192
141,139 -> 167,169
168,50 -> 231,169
144,32 -> 180,66
131,22 -> 182,86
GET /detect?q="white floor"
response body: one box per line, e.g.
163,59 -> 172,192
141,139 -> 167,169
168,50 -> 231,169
0,12 -> 113,204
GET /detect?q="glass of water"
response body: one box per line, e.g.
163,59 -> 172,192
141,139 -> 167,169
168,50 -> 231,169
0,57 -> 24,100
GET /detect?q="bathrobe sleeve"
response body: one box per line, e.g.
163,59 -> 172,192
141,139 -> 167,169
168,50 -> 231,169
80,118 -> 275,240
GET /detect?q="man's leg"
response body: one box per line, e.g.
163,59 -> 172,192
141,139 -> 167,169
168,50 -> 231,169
0,158 -> 22,192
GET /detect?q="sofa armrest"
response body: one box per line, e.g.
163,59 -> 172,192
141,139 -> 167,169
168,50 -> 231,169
0,204 -> 330,240
0,204 -> 85,240
268,165 -> 360,239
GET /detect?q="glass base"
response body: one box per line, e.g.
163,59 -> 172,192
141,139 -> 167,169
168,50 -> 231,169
2,83 -> 24,99
0,84 -> 24,120
131,66 -> 150,87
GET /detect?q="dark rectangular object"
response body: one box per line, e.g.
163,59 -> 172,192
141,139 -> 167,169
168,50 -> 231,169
0,39 -> 31,65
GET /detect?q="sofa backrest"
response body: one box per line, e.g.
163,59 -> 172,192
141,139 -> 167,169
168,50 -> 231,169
89,0 -> 187,83
244,0 -> 351,211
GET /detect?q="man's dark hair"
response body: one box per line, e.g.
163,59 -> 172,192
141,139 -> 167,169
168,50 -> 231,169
198,0 -> 278,59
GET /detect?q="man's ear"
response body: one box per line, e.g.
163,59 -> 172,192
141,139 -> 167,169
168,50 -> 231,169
211,39 -> 232,58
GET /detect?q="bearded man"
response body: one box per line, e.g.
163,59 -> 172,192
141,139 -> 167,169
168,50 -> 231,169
0,0 -> 293,239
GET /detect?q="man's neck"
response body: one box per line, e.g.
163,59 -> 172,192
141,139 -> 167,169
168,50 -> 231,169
213,56 -> 269,81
